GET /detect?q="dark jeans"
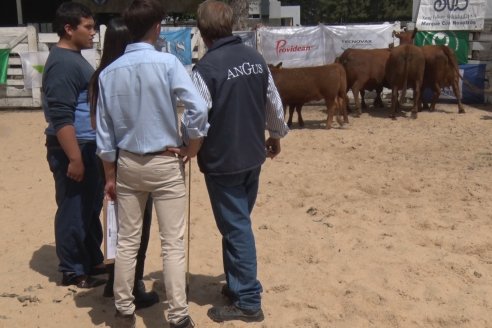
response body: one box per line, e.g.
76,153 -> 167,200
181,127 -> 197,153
106,196 -> 153,286
204,167 -> 263,312
46,138 -> 104,276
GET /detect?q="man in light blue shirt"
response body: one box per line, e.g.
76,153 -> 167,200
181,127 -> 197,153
95,1 -> 207,327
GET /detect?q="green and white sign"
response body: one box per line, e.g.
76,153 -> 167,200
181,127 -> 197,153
415,31 -> 469,64
0,49 -> 10,84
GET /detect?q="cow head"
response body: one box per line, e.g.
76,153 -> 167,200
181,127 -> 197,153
393,27 -> 417,45
268,62 -> 283,71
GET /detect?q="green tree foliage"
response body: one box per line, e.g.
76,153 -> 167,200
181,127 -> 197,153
280,0 -> 412,25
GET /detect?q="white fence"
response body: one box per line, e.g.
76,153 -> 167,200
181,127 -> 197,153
0,25 -> 204,109
1,23 -> 491,109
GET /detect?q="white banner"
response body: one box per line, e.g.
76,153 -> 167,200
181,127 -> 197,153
322,23 -> 396,62
257,26 -> 325,68
257,24 -> 396,68
416,0 -> 486,31
19,51 -> 49,89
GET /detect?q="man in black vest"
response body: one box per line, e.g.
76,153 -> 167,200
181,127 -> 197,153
190,0 -> 288,322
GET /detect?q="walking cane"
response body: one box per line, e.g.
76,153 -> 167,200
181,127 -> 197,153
186,159 -> 191,299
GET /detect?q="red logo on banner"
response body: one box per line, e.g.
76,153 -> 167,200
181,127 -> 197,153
275,39 -> 314,57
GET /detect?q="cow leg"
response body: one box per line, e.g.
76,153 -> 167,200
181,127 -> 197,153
430,84 -> 441,112
296,105 -> 304,127
342,94 -> 349,124
451,78 -> 465,113
399,88 -> 407,107
334,97 -> 344,127
352,85 -> 361,117
390,87 -> 399,119
422,100 -> 429,110
287,105 -> 294,127
360,90 -> 367,109
411,86 -> 420,119
373,87 -> 384,108
325,99 -> 335,129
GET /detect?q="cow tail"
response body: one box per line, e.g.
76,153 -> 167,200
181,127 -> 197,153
335,65 -> 345,126
442,45 -> 481,95
399,47 -> 410,106
441,45 -> 462,80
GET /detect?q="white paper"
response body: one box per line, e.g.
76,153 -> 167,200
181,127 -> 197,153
104,199 -> 118,261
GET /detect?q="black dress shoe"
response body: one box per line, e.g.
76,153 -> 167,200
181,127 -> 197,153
207,305 -> 264,322
61,274 -> 107,289
170,316 -> 194,328
133,280 -> 159,310
103,279 -> 114,297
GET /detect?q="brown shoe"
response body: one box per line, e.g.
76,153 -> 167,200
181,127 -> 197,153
114,311 -> 136,328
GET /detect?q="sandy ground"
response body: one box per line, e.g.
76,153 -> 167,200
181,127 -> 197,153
1,102 -> 492,328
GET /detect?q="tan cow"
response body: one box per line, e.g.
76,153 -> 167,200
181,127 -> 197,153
269,63 -> 348,129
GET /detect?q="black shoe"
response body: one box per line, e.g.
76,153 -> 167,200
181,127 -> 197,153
221,284 -> 236,303
207,305 -> 264,322
103,279 -> 114,297
89,264 -> 108,276
133,280 -> 159,310
61,274 -> 107,289
114,311 -> 136,328
170,316 -> 195,328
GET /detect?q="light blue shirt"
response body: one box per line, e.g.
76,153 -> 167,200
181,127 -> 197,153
96,42 -> 209,162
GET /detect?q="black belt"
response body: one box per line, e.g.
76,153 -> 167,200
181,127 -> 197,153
122,149 -> 177,157
143,150 -> 177,157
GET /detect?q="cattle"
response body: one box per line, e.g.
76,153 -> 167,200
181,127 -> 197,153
269,63 -> 348,129
385,44 -> 425,119
338,48 -> 390,117
420,45 -> 465,113
393,27 -> 417,45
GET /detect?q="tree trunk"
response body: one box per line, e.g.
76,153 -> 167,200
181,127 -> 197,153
228,0 -> 249,30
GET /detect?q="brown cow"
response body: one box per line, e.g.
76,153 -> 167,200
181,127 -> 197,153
385,44 -> 425,119
269,63 -> 348,129
420,45 -> 465,113
338,48 -> 390,117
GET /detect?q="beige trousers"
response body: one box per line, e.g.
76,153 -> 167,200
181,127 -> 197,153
114,150 -> 187,324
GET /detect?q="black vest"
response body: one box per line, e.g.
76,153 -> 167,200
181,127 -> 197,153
195,36 -> 269,175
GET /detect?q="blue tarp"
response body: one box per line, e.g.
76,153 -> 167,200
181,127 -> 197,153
423,64 -> 486,104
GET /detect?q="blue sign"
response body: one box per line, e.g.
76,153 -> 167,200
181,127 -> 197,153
158,28 -> 192,66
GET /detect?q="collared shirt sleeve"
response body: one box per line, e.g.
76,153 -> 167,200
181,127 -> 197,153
265,69 -> 289,139
172,58 -> 209,145
95,74 -> 117,162
181,69 -> 212,144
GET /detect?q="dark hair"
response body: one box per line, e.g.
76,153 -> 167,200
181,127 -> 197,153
54,2 -> 93,37
197,0 -> 233,42
123,0 -> 165,42
88,18 -> 131,126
